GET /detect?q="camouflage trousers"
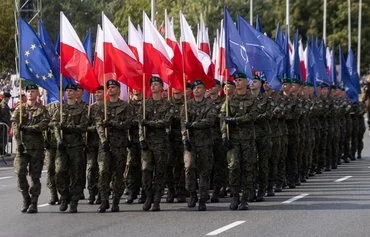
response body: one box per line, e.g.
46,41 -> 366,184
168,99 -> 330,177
98,146 -> 127,201
56,146 -> 84,202
286,133 -> 298,186
79,147 -> 87,193
276,135 -> 288,188
211,139 -> 227,189
358,118 -> 366,157
14,149 -> 44,197
318,128 -> 328,170
311,128 -> 321,173
166,141 -> 185,193
350,118 -> 359,158
45,146 -> 57,192
306,129 -> 315,174
256,135 -> 272,196
86,146 -> 99,197
326,126 -> 334,169
268,136 -> 281,191
227,140 -> 256,196
125,143 -> 141,196
184,144 -> 213,199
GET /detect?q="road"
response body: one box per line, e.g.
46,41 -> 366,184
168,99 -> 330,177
1,135 -> 370,237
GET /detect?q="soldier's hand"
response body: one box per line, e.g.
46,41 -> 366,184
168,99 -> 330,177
44,141 -> 50,150
102,119 -> 111,128
222,138 -> 233,150
224,117 -> 237,125
140,140 -> 148,151
141,119 -> 149,127
17,144 -> 25,154
184,139 -> 192,151
19,124 -> 28,131
184,121 -> 192,130
57,141 -> 65,151
102,141 -> 110,153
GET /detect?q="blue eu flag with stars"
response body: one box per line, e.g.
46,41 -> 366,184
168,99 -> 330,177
19,18 -> 59,103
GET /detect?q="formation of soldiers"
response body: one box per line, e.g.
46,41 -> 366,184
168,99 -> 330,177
12,72 -> 366,213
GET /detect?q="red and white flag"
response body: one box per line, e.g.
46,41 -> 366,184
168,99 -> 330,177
128,17 -> 143,64
198,14 -> 210,55
60,12 -> 99,92
93,25 -> 105,85
299,39 -> 306,81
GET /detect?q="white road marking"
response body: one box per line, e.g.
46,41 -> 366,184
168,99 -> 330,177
206,221 -> 246,236
37,203 -> 49,208
368,166 -> 370,168
0,176 -> 13,180
42,170 -> 47,173
0,167 -> 13,171
335,176 -> 352,182
282,194 -> 309,204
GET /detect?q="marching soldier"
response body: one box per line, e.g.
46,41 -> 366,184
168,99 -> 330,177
0,92 -> 11,156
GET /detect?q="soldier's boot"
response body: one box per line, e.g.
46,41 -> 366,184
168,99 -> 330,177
111,198 -> 120,212
219,186 -> 227,198
97,200 -> 110,213
48,189 -> 59,205
27,196 -> 38,214
210,187 -> 220,203
247,190 -> 257,202
176,188 -> 186,203
300,173 -> 307,183
138,190 -> 146,204
358,152 -> 362,159
267,187 -> 275,197
198,198 -> 207,211
142,192 -> 153,211
151,192 -> 161,211
350,153 -> 356,161
79,192 -> 85,200
59,199 -> 69,212
166,188 -> 175,203
229,193 -> 240,210
95,193 -> 102,204
238,193 -> 249,210
88,192 -> 96,205
125,192 -> 137,204
69,201 -> 78,213
256,191 -> 265,202
275,185 -> 283,193
21,192 -> 31,213
187,192 -> 198,208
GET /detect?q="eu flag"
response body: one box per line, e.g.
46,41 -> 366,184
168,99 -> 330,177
346,49 -> 361,94
339,46 -> 358,103
19,18 -> 59,103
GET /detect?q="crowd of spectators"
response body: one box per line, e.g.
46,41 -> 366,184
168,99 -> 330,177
0,72 -> 13,102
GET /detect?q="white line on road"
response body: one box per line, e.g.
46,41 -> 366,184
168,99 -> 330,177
42,170 -> 47,173
0,176 -> 12,180
335,176 -> 352,182
206,221 -> 246,236
0,167 -> 13,171
38,203 -> 49,208
282,194 -> 309,204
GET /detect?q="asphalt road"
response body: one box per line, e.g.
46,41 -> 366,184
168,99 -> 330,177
1,135 -> 370,237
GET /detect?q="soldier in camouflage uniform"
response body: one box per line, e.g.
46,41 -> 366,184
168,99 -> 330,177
95,80 -> 133,213
330,87 -> 341,169
12,84 -> 49,213
249,72 -> 272,201
139,76 -> 171,211
316,83 -> 330,173
166,88 -> 186,203
0,92 -> 11,156
208,80 -> 227,203
53,84 -> 88,213
356,102 -> 366,159
220,72 -> 258,210
86,86 -> 104,204
181,79 -> 217,211
350,102 -> 359,161
125,89 -> 144,204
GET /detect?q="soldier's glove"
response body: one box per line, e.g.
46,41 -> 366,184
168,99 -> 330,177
184,140 -> 192,151
140,140 -> 148,151
102,141 -> 110,153
17,144 -> 25,154
102,119 -> 111,128
57,141 -> 65,151
222,138 -> 233,150
63,124 -> 76,131
141,119 -> 149,127
184,122 -> 192,130
19,124 -> 28,131
44,141 -> 50,150
224,117 -> 237,125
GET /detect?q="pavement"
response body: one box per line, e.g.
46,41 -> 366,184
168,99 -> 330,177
1,136 -> 370,237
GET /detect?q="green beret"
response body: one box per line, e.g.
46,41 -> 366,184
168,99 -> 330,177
232,72 -> 247,80
64,83 -> 78,91
150,76 -> 163,85
192,80 -> 205,89
3,92 -> 11,98
106,79 -> 120,88
25,83 -> 39,91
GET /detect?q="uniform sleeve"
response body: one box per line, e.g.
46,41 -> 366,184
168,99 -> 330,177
11,106 -> 21,145
95,106 -> 107,144
235,100 -> 257,124
25,106 -> 49,132
220,101 -> 228,139
52,108 -> 62,143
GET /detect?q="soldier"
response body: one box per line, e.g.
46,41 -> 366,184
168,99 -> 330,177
139,76 -> 171,211
95,80 -> 132,213
223,80 -> 236,97
220,72 -> 258,210
125,89 -> 144,204
53,83 -> 88,213
0,92 -> 11,156
356,102 -> 366,159
12,83 -> 49,213
181,79 -> 216,211
86,86 -> 104,204
166,88 -> 186,203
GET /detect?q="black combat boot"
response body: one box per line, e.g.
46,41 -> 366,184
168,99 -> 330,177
95,193 -> 102,204
275,185 -> 283,192
219,186 -> 227,198
21,192 -> 31,213
256,189 -> 265,202
125,192 -> 137,204
238,193 -> 249,210
69,201 -> 78,213
267,188 -> 275,197
27,196 -> 38,214
198,198 -> 207,211
151,192 -> 161,211
142,192 -> 153,211
229,193 -> 240,210
97,200 -> 109,213
210,187 -> 220,203
187,192 -> 198,208
111,198 -> 120,212
358,152 -> 362,159
79,193 -> 85,200
88,192 -> 96,205
49,189 -> 59,205
176,188 -> 186,203
138,190 -> 146,204
166,188 -> 175,203
59,199 -> 69,212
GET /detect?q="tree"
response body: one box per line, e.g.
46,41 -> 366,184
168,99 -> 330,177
0,0 -> 15,72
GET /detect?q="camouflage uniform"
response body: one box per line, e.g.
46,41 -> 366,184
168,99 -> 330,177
12,103 -> 49,212
0,99 -> 11,155
298,97 -> 310,181
331,97 -> 341,169
350,103 -> 359,160
356,103 -> 366,159
317,95 -> 328,172
343,100 -> 353,161
96,99 -> 132,212
220,93 -> 257,209
310,97 -> 322,174
325,96 -> 335,170
77,101 -> 88,198
181,97 -> 217,209
53,103 -> 88,211
139,98 -> 171,211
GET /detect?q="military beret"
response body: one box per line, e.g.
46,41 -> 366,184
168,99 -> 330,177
319,82 -> 329,88
304,82 -> 314,87
3,92 -> 11,98
330,85 -> 337,90
96,85 -> 104,91
232,72 -> 247,80
213,79 -> 221,86
291,74 -> 302,84
222,80 -> 236,87
192,80 -> 205,89
253,71 -> 266,82
64,83 -> 78,91
150,76 -> 163,85
186,82 -> 192,89
76,84 -> 84,90
25,83 -> 39,91
106,79 -> 120,88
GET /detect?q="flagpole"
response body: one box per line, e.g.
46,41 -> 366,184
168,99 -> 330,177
348,0 -> 351,51
357,0 -> 362,76
323,0 -> 327,43
142,11 -> 146,138
102,12 -> 107,124
151,0 -> 156,23
286,0 -> 290,38
250,0 -> 253,25
59,12 -> 63,124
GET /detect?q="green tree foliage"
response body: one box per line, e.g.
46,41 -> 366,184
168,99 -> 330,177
0,0 -> 15,71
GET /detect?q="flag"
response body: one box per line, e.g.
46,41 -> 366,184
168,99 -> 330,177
315,39 -> 330,86
255,15 -> 263,33
19,18 -> 59,103
128,17 -> 143,64
299,39 -> 306,81
339,46 -> 358,103
346,49 -> 361,93
291,30 -> 302,83
224,7 -> 253,80
81,28 -> 93,103
275,23 -> 284,50
198,14 -> 211,55
328,45 -> 337,87
60,12 -> 99,92
93,25 -> 105,85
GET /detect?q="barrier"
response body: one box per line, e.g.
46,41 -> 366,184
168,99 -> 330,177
0,122 -> 10,164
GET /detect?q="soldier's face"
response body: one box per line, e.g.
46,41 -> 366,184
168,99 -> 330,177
235,78 -> 247,90
133,89 -> 141,96
150,82 -> 163,94
173,90 -> 183,100
95,90 -> 104,101
76,88 -> 84,100
193,85 -> 206,98
224,84 -> 235,95
209,85 -> 220,96
321,87 -> 329,96
108,85 -> 120,97
290,83 -> 300,94
26,89 -> 38,101
283,83 -> 291,92
65,89 -> 76,100
263,83 -> 270,92
161,90 -> 168,98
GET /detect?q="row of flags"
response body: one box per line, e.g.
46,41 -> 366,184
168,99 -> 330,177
18,8 -> 361,104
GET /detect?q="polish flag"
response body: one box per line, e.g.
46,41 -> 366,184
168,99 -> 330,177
60,12 -> 99,92
180,12 -> 214,88
198,14 -> 211,55
165,11 -> 183,90
128,17 -> 143,64
93,25 -> 105,85
214,21 -> 227,83
102,13 -> 142,89
143,12 -> 174,85
299,39 -> 306,81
